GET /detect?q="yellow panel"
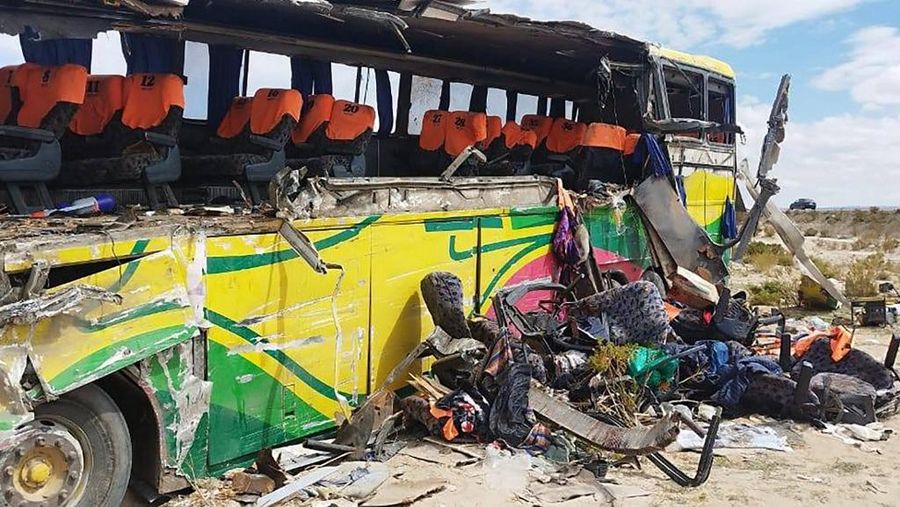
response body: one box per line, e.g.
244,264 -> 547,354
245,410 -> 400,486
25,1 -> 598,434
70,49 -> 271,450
369,219 -> 478,390
204,226 -> 372,419
651,46 -> 736,79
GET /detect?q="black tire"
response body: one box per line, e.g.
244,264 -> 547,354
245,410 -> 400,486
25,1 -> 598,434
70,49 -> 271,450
35,383 -> 132,507
420,272 -> 470,339
641,269 -> 667,298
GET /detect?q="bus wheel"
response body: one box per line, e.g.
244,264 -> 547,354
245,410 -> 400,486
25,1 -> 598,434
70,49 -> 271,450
641,269 -> 667,297
1,384 -> 132,507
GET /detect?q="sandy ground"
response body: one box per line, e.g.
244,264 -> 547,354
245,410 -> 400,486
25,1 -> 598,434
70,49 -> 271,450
151,210 -> 900,507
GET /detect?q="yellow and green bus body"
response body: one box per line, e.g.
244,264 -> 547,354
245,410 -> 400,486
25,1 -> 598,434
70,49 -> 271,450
0,192 -> 657,482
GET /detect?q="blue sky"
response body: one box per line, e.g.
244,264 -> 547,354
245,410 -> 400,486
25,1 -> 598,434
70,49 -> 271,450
1,1 -> 899,206
484,0 -> 900,207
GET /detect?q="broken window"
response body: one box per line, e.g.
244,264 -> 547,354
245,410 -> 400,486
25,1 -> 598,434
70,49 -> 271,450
664,67 -> 703,138
707,79 -> 735,144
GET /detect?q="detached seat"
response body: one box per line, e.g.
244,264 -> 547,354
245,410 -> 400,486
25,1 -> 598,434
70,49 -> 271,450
183,88 -> 301,202
289,97 -> 375,178
62,73 -> 185,208
0,63 -> 87,213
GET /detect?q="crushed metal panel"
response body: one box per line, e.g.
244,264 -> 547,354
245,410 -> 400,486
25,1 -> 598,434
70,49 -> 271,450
529,382 -> 681,455
737,165 -> 849,307
5,247 -> 201,396
274,175 -> 557,220
632,175 -> 729,284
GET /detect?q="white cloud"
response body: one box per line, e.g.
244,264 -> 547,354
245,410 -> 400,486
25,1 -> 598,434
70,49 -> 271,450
738,95 -> 900,207
482,0 -> 867,49
814,25 -> 900,109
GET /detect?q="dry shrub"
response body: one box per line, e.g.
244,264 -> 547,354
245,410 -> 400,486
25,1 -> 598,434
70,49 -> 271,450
810,255 -> 840,279
883,237 -> 900,251
845,253 -> 895,297
747,279 -> 799,307
745,242 -> 794,271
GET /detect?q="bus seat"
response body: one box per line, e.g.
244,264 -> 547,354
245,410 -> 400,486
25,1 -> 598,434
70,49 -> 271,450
546,119 -> 587,156
521,114 -> 554,146
291,94 -> 335,150
480,115 -> 502,151
243,88 -> 302,199
61,73 -> 184,209
529,118 -> 586,185
63,75 -> 127,160
480,120 -> 536,176
185,88 -> 301,203
315,100 -> 375,178
0,63 -> 87,213
0,65 -> 18,125
624,133 -> 640,157
216,96 -> 253,140
444,111 -> 487,158
323,100 -> 375,152
578,122 -> 628,187
414,109 -> 449,176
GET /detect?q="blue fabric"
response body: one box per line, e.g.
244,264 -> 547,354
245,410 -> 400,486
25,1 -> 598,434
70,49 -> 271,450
722,196 -> 738,239
375,69 -> 394,137
469,85 -> 487,113
712,356 -> 782,406
207,45 -> 243,128
20,27 -> 92,68
439,81 -> 451,111
121,33 -> 178,74
290,57 -> 333,96
675,175 -> 688,207
549,98 -> 566,118
634,134 -> 673,177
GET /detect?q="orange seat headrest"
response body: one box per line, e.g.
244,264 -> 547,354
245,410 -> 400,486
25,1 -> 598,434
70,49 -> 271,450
501,121 -> 537,150
216,96 -> 253,139
481,115 -> 502,149
444,111 -> 487,157
16,64 -> 88,129
69,75 -> 126,136
419,110 -> 447,151
520,115 -> 554,144
292,94 -> 335,144
0,65 -> 18,123
584,122 -> 626,151
546,118 -> 587,154
325,100 -> 375,142
624,133 -> 641,156
250,88 -> 302,136
121,73 -> 185,130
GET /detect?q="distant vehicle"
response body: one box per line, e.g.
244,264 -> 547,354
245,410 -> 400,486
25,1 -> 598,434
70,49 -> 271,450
790,198 -> 817,210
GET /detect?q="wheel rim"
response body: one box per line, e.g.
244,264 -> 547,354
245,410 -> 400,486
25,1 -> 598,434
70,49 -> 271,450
1,418 -> 88,507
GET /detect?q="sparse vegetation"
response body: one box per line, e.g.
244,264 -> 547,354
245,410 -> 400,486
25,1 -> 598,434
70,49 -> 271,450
745,242 -> 794,271
747,279 -> 799,306
810,255 -> 840,279
845,253 -> 896,297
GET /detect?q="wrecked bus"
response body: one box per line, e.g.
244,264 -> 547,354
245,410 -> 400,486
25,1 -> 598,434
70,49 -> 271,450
0,1 -> 740,505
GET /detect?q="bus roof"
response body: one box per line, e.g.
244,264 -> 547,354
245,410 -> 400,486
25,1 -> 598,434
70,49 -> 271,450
2,0 -> 735,95
650,46 -> 736,80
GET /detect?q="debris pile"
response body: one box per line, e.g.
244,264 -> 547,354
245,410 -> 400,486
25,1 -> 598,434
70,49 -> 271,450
177,194 -> 899,506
